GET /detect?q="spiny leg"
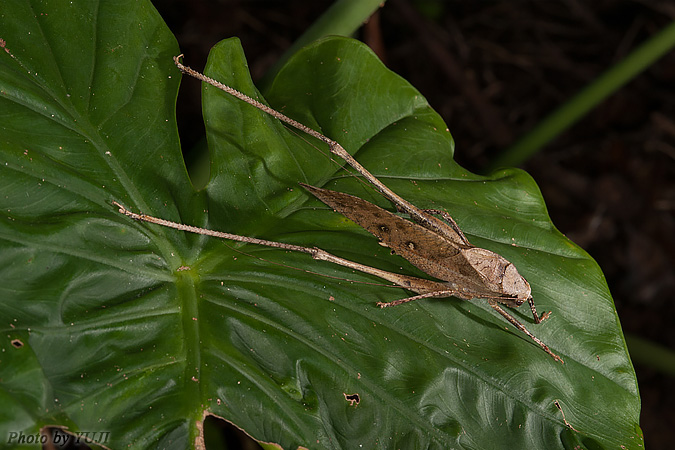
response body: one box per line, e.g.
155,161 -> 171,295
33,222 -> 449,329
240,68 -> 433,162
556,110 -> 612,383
114,202 -> 452,296
377,290 -> 457,308
489,300 -> 563,363
173,55 -> 462,245
380,290 -> 562,363
527,295 -> 551,324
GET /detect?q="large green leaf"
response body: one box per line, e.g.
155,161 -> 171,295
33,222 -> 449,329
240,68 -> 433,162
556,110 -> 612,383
0,1 -> 642,449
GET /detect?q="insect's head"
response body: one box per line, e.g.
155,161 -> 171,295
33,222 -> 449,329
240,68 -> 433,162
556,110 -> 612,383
501,263 -> 532,303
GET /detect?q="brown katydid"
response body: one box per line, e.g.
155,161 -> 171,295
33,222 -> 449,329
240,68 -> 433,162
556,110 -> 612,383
114,55 -> 563,364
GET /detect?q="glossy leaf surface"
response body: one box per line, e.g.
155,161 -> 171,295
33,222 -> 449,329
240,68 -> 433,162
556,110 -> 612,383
0,2 -> 641,448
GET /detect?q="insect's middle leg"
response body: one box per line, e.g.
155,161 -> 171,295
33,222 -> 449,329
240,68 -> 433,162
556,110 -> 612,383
376,290 -> 456,308
421,209 -> 471,246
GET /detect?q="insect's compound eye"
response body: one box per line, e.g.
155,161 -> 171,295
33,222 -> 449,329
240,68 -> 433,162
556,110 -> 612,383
502,295 -> 525,307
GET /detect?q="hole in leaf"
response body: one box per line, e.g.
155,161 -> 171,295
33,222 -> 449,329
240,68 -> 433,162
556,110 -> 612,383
343,392 -> 360,406
204,415 -> 263,450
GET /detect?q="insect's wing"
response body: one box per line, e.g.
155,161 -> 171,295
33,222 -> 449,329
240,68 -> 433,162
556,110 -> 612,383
301,184 -> 495,298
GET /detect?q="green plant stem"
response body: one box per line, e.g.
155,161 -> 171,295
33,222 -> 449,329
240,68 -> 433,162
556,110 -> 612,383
625,334 -> 675,377
260,0 -> 385,86
487,19 -> 675,171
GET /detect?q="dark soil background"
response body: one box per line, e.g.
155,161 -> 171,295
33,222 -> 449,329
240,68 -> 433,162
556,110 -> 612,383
155,1 -> 674,448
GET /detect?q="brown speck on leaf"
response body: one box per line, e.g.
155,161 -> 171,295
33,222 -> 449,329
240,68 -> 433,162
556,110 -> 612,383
0,38 -> 13,56
554,400 -> 580,433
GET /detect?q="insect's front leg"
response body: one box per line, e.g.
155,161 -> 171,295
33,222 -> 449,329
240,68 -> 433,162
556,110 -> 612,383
489,300 -> 563,363
527,296 -> 551,324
